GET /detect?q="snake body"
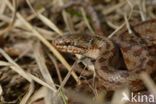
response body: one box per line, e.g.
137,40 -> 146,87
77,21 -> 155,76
52,19 -> 156,91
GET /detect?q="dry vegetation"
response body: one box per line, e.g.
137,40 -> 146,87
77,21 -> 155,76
0,0 -> 156,104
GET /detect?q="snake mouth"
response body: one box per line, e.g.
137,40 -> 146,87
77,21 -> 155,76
52,41 -> 87,54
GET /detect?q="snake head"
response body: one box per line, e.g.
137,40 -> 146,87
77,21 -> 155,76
52,34 -> 104,59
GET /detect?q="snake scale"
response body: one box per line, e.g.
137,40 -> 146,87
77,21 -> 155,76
52,19 -> 156,91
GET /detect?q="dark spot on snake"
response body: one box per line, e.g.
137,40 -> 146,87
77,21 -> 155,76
98,57 -> 106,63
119,34 -> 125,41
122,47 -> 130,53
147,60 -> 155,67
133,48 -> 143,56
130,80 -> 144,91
101,65 -> 109,71
135,68 -> 145,74
108,55 -> 114,64
136,58 -> 147,72
102,51 -> 110,56
106,42 -> 111,49
125,57 -> 131,65
146,28 -> 154,33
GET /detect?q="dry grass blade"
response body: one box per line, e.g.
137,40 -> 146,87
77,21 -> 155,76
0,48 -> 32,82
20,83 -> 34,104
62,11 -> 75,33
138,0 -> 146,21
34,42 -> 56,88
0,48 -> 34,103
37,14 -> 64,36
26,0 -> 64,36
0,48 -> 57,103
106,20 -> 119,29
140,72 -> 156,96
108,3 -> 133,38
48,54 -> 63,84
58,61 -> 77,92
108,23 -> 125,38
28,87 -> 47,104
0,0 -> 6,13
0,61 -> 12,66
5,0 -> 80,83
124,14 -> 132,34
0,15 -> 11,23
28,73 -> 57,92
58,0 -> 75,33
0,85 -> 2,96
80,7 -> 95,35
102,1 -> 126,15
34,42 -> 59,103
0,59 -> 57,94
0,0 -> 16,36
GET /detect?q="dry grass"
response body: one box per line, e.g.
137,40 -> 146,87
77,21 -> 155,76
0,0 -> 156,104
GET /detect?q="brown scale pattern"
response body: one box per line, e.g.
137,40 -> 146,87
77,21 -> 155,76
52,19 -> 156,91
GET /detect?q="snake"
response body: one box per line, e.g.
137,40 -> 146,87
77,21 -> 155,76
52,19 -> 156,91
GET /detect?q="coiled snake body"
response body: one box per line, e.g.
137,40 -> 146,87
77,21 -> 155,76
52,19 -> 156,91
